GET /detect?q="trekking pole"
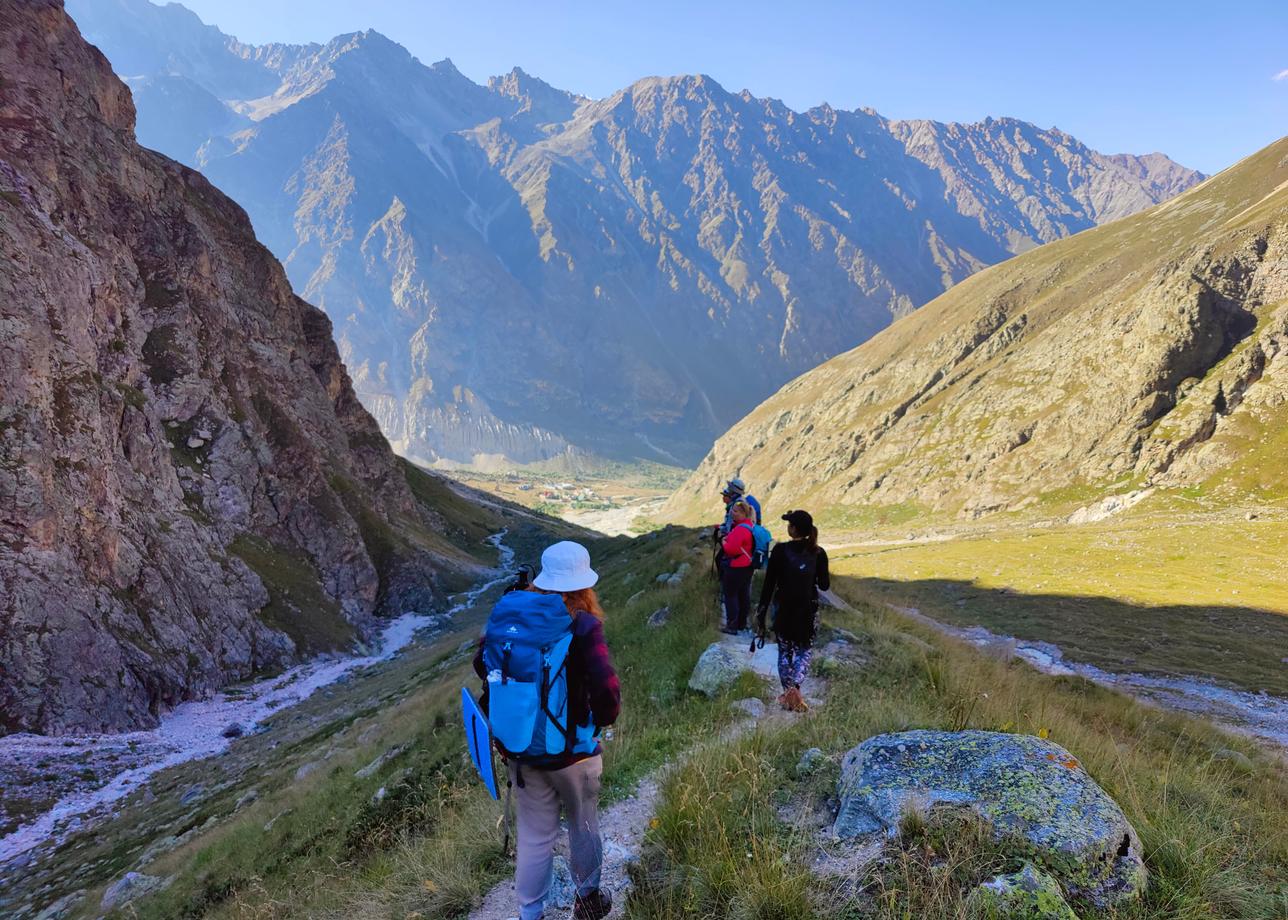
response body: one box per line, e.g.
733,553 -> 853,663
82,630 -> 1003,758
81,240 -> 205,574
501,776 -> 514,858
709,527 -> 721,627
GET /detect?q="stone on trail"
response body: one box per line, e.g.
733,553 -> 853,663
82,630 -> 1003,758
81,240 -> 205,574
832,730 -> 1145,907
733,697 -> 766,718
178,784 -> 205,805
548,854 -> 576,909
688,643 -> 743,697
647,606 -> 671,628
966,863 -> 1080,920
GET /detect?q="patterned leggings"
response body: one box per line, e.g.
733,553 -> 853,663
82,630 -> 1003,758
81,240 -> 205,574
777,639 -> 813,690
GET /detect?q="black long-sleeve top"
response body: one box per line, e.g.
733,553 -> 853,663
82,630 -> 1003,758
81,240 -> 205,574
758,540 -> 830,643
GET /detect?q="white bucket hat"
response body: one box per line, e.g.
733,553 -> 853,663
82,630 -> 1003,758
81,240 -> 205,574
532,541 -> 599,592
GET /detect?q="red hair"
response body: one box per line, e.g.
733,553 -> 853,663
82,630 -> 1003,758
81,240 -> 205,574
560,587 -> 604,620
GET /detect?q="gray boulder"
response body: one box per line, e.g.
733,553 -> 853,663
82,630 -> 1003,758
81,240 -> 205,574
733,697 -> 765,718
795,747 -> 826,777
33,891 -> 84,920
1212,748 -> 1254,773
101,872 -> 170,911
688,643 -> 742,697
355,743 -> 410,779
135,834 -> 180,866
833,731 -> 1145,907
647,606 -> 671,628
966,863 -> 1079,919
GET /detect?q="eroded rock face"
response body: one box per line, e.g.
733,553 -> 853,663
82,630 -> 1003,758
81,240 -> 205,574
834,731 -> 1145,907
0,0 -> 471,734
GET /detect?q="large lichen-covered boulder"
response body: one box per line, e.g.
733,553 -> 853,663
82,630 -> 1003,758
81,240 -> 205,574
966,863 -> 1080,919
688,643 -> 742,696
833,731 -> 1145,907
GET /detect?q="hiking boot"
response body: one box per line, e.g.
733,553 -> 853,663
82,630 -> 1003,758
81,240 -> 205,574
719,625 -> 738,635
782,686 -> 809,712
573,888 -> 612,920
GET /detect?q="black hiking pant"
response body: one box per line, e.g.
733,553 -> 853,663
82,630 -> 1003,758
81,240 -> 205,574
721,564 -> 754,631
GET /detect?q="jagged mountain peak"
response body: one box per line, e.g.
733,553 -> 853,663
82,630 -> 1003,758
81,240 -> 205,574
69,0 -> 1207,466
487,65 -> 584,123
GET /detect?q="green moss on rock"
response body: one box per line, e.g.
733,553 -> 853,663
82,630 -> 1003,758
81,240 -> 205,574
834,730 -> 1146,908
967,863 -> 1080,919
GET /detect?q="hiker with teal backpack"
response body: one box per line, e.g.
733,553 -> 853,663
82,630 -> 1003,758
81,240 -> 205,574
472,541 -> 621,920
756,509 -> 829,712
720,499 -> 771,634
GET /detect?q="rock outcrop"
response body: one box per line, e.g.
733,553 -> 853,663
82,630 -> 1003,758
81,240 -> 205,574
666,135 -> 1288,522
0,0 -> 482,734
67,0 -> 1204,465
833,731 -> 1145,907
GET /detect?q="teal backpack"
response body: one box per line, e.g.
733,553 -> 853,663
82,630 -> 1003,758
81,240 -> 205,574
481,592 -> 597,761
738,521 -> 773,569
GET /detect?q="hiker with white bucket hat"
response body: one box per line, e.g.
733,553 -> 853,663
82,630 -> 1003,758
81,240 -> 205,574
473,541 -> 620,920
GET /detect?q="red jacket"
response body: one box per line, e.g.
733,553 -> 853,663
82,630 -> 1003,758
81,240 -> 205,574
722,522 -> 755,568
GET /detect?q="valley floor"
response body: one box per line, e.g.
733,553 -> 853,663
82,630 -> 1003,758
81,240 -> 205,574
6,525 -> 1287,919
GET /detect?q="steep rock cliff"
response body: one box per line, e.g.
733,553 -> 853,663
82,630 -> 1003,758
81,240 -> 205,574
0,0 -> 481,734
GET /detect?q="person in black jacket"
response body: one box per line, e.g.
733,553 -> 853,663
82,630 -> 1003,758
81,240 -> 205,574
756,509 -> 829,712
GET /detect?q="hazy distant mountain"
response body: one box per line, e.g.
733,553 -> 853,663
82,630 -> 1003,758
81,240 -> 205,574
68,0 -> 1206,467
665,137 -> 1287,524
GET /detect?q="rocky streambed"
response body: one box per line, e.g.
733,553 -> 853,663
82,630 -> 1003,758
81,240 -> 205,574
0,533 -> 515,896
892,605 -> 1288,750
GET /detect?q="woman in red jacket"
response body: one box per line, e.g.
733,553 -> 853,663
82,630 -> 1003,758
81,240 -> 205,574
719,499 -> 756,634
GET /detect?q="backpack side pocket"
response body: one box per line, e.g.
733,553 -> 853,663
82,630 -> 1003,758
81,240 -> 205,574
489,674 -> 539,755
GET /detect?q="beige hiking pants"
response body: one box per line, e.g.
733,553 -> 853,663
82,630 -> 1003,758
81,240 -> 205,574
509,754 -> 604,920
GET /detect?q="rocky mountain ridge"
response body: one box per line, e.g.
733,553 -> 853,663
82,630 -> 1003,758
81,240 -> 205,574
67,0 -> 1206,466
0,0 -> 491,734
664,137 -> 1288,524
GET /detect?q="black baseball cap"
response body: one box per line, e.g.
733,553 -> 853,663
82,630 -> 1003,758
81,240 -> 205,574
781,509 -> 813,530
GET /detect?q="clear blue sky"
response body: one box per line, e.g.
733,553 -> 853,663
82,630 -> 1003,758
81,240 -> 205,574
178,0 -> 1286,175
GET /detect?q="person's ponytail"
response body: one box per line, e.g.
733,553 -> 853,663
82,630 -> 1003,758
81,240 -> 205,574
805,525 -> 819,554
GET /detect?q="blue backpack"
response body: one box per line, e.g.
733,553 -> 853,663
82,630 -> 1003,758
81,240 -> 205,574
738,521 -> 773,569
481,592 -> 597,761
